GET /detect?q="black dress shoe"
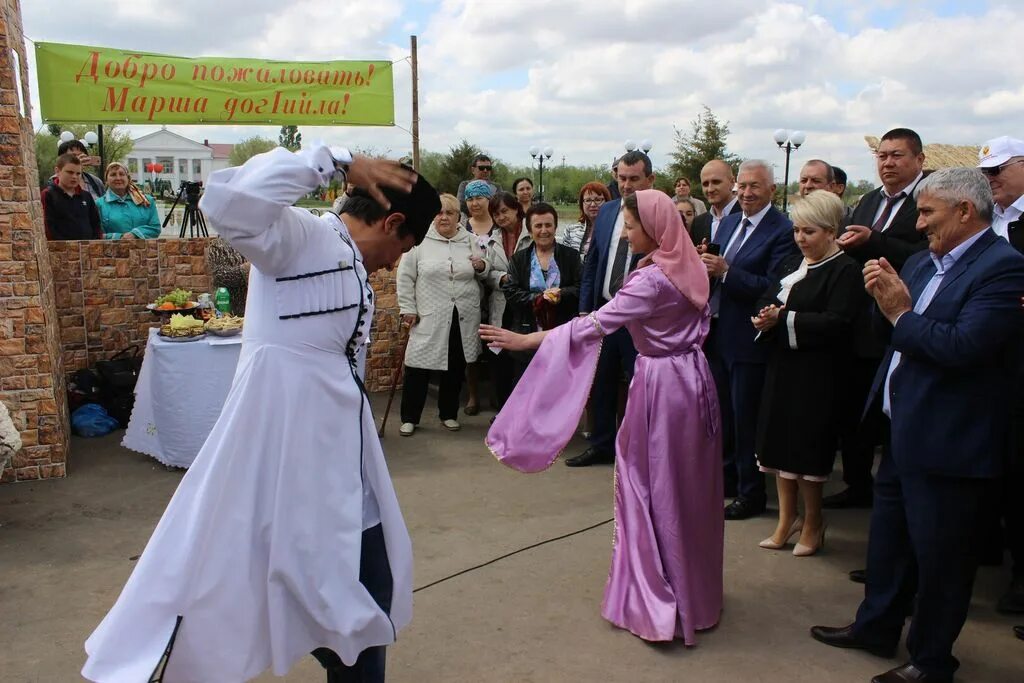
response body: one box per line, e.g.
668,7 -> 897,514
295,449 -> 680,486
871,662 -> 951,683
564,447 -> 614,467
724,498 -> 766,520
1014,625 -> 1024,640
809,624 -> 896,658
849,568 -> 867,584
997,575 -> 1024,614
823,486 -> 873,509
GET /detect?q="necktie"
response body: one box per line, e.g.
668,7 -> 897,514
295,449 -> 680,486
871,192 -> 906,232
723,218 -> 751,264
709,218 -> 751,316
609,236 -> 630,296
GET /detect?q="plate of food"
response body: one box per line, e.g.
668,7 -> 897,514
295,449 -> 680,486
204,314 -> 244,337
159,313 -> 207,342
148,288 -> 198,316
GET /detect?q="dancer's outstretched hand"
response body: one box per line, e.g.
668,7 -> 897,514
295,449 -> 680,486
480,324 -> 538,352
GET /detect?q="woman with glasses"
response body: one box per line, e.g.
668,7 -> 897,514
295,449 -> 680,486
559,182 -> 612,261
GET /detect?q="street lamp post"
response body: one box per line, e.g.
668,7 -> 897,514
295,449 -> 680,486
772,129 -> 806,212
529,145 -> 553,202
624,139 -> 654,155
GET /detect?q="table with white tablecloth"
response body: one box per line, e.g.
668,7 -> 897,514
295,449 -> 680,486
122,327 -> 242,468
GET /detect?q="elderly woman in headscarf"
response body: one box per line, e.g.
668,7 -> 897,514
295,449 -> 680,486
96,162 -> 161,240
481,189 -> 724,646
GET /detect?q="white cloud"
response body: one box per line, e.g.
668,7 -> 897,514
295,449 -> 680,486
23,1 -> 1023,184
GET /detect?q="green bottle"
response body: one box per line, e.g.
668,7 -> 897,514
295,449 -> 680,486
214,287 -> 231,315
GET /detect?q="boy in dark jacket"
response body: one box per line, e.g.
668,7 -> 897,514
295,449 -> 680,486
42,153 -> 103,240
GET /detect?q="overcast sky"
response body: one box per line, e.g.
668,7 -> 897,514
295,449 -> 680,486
23,0 -> 1024,184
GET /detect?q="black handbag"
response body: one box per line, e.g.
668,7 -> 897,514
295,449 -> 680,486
94,346 -> 143,427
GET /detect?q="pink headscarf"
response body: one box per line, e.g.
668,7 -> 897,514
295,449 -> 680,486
633,189 -> 709,312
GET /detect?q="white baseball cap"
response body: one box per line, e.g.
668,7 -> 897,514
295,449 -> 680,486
978,136 -> 1024,168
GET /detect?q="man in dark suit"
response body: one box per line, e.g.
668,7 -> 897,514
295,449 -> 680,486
811,168 -> 1024,683
831,166 -> 856,224
700,159 -> 798,519
570,150 -> 653,466
825,128 -> 928,510
797,159 -> 834,197
978,136 -> 1024,627
690,159 -> 740,248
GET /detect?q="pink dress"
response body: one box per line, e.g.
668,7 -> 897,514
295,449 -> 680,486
487,265 -> 723,644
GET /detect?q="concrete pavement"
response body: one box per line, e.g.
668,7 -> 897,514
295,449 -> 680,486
1,395 -> 1021,682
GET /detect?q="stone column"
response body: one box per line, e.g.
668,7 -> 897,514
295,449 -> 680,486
0,0 -> 71,482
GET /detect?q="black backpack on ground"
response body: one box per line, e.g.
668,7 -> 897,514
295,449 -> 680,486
93,345 -> 143,428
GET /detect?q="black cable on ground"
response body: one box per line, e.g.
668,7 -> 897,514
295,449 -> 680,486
413,517 -> 614,593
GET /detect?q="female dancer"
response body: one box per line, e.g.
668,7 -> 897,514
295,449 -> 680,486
482,190 -> 723,644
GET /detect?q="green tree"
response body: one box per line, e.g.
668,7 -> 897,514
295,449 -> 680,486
433,140 -> 483,195
229,136 -> 277,166
278,125 -> 302,151
35,124 -> 134,187
666,106 -> 741,202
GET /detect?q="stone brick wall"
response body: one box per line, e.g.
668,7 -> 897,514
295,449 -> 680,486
0,0 -> 70,483
48,239 -> 214,373
366,270 -> 401,393
44,239 -> 402,389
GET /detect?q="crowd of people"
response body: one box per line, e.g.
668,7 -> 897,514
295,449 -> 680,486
404,130 -> 1024,683
69,126 -> 1024,683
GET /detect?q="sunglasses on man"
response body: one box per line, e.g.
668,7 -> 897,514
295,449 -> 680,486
981,159 -> 1024,177
476,165 -> 492,172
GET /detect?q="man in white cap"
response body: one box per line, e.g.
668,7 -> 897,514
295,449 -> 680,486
978,136 -> 1024,244
978,136 -> 1024,637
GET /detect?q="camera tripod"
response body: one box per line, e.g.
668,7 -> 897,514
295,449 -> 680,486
162,183 -> 209,238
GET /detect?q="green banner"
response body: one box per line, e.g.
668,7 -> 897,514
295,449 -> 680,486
34,42 -> 394,126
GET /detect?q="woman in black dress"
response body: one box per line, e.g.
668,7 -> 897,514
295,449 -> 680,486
751,190 -> 867,557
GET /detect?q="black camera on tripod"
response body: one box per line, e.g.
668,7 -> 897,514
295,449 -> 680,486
180,180 -> 203,207
163,180 -> 209,238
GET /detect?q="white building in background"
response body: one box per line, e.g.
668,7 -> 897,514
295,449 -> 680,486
125,128 -> 233,192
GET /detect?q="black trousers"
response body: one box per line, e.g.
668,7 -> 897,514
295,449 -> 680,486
837,357 -> 886,492
853,453 -> 987,679
400,309 -> 467,424
587,327 -> 637,454
311,524 -> 394,683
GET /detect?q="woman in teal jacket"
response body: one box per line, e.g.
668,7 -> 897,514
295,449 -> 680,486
96,162 -> 161,240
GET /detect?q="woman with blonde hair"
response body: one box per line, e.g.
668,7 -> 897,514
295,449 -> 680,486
95,162 -> 161,240
751,190 -> 868,556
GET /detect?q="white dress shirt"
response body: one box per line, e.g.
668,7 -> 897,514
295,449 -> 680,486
710,197 -> 738,242
601,205 -> 627,301
719,202 -> 771,283
993,194 -> 1024,241
872,173 -> 923,232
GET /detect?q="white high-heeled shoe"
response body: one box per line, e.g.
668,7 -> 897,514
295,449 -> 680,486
793,525 -> 828,557
758,517 -> 803,550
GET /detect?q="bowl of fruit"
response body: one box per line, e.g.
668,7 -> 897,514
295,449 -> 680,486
147,288 -> 198,318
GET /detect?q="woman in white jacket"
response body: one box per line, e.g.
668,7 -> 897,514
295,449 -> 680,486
397,193 -> 490,435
